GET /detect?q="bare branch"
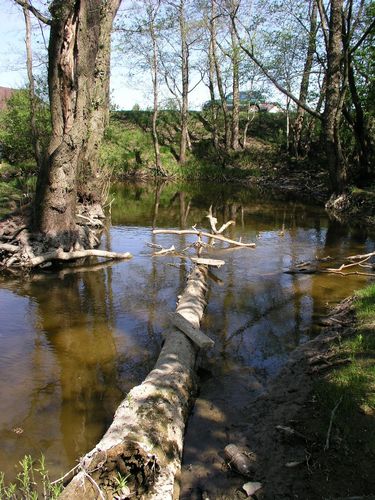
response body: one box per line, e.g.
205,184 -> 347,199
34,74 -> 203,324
13,0 -> 51,25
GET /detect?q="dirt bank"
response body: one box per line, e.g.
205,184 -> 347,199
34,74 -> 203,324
181,297 -> 375,499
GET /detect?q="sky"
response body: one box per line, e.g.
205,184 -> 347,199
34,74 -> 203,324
0,0 -> 210,110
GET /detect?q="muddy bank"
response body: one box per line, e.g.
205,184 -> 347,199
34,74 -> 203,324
181,297 -> 375,499
326,191 -> 375,228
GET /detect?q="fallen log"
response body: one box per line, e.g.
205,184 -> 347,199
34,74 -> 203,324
153,228 -> 256,248
60,264 -> 210,499
26,249 -> 132,268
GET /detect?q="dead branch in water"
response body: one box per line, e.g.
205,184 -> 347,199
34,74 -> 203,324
206,205 -> 235,234
27,249 -> 132,268
153,229 -> 255,248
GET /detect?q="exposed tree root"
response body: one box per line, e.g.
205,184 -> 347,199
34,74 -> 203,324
0,204 -> 131,271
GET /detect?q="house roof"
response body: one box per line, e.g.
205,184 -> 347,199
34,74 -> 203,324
0,86 -> 15,110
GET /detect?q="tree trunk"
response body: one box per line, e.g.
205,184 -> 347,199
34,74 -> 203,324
211,0 -> 230,150
230,2 -> 240,151
208,26 -> 219,149
60,265 -> 209,500
323,0 -> 346,193
179,0 -> 189,165
23,1 -> 43,170
346,52 -> 374,185
33,0 -> 121,245
149,4 -> 164,175
293,1 -> 317,156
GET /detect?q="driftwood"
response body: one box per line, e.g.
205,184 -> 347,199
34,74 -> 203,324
27,249 -> 132,268
153,229 -> 255,248
61,264 -> 210,499
191,257 -> 225,267
206,205 -> 235,234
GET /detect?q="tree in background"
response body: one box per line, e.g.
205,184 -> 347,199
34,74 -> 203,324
233,0 -> 375,193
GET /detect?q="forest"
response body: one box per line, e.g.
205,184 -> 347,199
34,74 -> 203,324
0,0 -> 374,499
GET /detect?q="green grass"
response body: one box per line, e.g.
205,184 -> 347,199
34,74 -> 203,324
313,283 -> 375,450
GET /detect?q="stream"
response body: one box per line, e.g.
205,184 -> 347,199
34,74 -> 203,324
0,181 -> 374,490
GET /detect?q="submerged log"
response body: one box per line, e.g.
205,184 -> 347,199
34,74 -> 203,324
60,264 -> 210,500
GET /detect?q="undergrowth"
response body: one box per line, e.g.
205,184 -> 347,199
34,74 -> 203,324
0,455 -> 63,499
314,283 -> 375,451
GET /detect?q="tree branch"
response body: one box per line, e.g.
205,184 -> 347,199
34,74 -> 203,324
350,18 -> 375,54
232,19 -> 322,120
13,0 -> 51,25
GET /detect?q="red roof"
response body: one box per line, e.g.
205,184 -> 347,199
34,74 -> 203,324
0,86 -> 15,110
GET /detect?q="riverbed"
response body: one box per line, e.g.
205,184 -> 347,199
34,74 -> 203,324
0,181 -> 374,488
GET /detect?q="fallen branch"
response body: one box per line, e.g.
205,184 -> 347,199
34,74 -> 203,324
324,396 -> 343,451
206,206 -> 235,235
153,229 -> 255,248
191,257 -> 225,268
309,358 -> 351,374
27,248 -> 132,268
347,251 -> 375,261
61,264 -> 210,499
0,243 -> 19,253
153,245 -> 176,256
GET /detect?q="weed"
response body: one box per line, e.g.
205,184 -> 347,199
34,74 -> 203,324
0,455 -> 63,499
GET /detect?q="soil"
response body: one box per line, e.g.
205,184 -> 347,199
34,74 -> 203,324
180,298 -> 375,500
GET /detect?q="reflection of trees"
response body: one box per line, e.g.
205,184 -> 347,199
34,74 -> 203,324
29,269 -> 122,467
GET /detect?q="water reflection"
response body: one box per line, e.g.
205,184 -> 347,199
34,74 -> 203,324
0,180 -> 373,481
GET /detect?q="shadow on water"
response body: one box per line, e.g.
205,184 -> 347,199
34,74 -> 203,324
0,180 -> 374,490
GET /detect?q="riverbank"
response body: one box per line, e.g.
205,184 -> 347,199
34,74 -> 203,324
183,286 -> 375,499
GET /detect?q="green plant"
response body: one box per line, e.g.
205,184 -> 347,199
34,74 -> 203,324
0,455 -> 63,500
0,89 -> 50,165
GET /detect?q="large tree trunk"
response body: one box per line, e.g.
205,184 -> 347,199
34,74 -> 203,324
323,0 -> 346,193
60,264 -> 210,499
293,1 -> 317,156
33,0 -> 120,245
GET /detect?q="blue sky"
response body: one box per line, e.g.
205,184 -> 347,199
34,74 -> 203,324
0,0 -> 209,110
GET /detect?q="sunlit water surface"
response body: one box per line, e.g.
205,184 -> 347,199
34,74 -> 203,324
0,181 -> 374,481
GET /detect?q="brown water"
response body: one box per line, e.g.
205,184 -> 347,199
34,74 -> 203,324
0,181 -> 374,483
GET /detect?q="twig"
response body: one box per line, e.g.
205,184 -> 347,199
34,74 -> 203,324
80,467 -> 106,500
153,245 -> 176,256
51,464 -> 80,486
324,396 -> 343,451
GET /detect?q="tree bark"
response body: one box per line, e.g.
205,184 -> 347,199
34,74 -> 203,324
293,1 -> 317,156
33,0 -> 121,245
149,2 -> 164,175
23,1 -> 43,170
60,265 -> 209,500
179,0 -> 189,164
229,0 -> 240,151
211,0 -> 230,149
322,0 -> 346,193
208,21 -> 219,149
